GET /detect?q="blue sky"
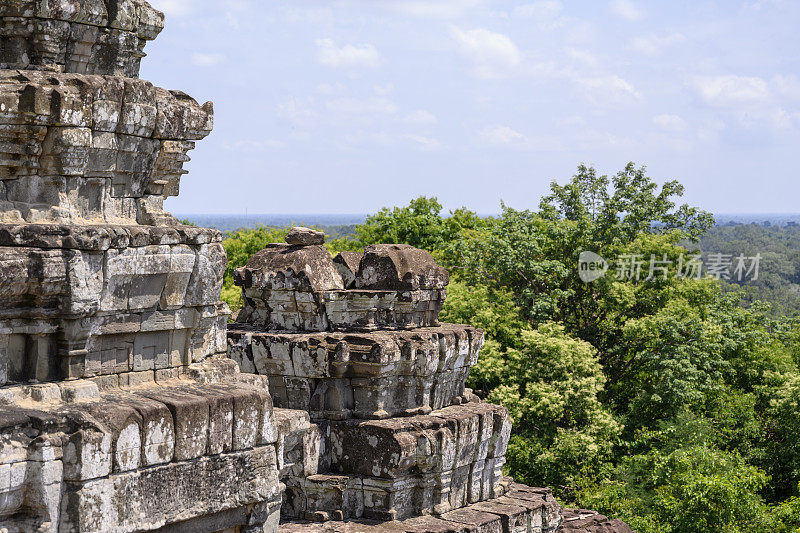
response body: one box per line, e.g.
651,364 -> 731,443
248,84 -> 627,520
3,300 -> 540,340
143,0 -> 800,215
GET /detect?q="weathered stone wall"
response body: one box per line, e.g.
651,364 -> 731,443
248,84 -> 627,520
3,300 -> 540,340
0,71 -> 212,225
0,2 -> 285,531
0,0 -> 164,76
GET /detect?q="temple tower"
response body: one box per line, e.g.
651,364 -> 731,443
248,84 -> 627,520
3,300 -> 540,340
0,2 -> 282,531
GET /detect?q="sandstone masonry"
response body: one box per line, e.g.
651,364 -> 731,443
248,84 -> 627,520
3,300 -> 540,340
0,2 -> 281,531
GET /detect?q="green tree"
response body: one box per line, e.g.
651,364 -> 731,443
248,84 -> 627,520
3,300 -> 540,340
478,324 -> 620,496
581,445 -> 773,533
355,196 -> 489,255
539,162 -> 714,244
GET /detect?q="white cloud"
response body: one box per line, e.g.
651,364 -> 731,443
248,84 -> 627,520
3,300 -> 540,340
337,131 -> 442,151
316,83 -> 346,95
316,39 -> 382,69
692,76 -> 800,134
556,115 -> 586,128
191,53 -> 225,67
340,131 -> 394,149
479,125 -> 527,144
403,110 -> 438,125
773,75 -> 800,100
276,97 -> 316,125
748,0 -> 784,11
695,75 -> 769,106
373,84 -> 395,96
764,108 -> 800,130
386,0 -> 484,18
513,1 -> 563,19
566,48 -> 599,68
630,33 -> 685,55
326,97 -> 398,115
653,114 -> 687,132
221,0 -> 250,28
149,0 -> 192,17
697,119 -> 726,142
285,7 -> 334,24
610,0 -> 643,21
477,125 -> 561,150
450,27 -> 521,79
406,135 -> 443,151
578,75 -> 641,102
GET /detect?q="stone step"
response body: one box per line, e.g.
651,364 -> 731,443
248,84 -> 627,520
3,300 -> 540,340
0,365 -> 285,532
228,324 -> 482,420
278,401 -> 513,522
279,482 -> 563,533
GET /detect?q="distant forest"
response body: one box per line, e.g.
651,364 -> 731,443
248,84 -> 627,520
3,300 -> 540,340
697,223 -> 800,317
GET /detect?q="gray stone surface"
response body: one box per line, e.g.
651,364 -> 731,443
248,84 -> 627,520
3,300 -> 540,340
233,244 -> 448,332
228,325 -> 482,419
286,226 -> 325,246
278,483 -> 563,532
0,2 -> 286,532
357,244 -> 449,291
0,70 -> 213,226
333,252 -> 362,289
0,0 -> 165,76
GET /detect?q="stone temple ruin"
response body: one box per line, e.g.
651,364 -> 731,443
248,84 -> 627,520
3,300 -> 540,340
0,1 -> 632,531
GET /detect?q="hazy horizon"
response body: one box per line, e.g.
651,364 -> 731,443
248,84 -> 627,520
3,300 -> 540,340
176,212 -> 800,233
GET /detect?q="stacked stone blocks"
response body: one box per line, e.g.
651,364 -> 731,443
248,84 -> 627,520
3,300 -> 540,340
227,232 -> 559,531
0,2 -> 283,531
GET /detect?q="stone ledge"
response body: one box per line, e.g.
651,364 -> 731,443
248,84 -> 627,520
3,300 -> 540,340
0,69 -> 214,225
233,244 -> 450,333
0,16 -> 157,77
60,445 -> 281,532
0,70 -> 213,140
278,401 -> 513,522
229,325 -> 483,420
279,483 -> 562,533
559,509 -> 635,533
238,288 -> 446,332
228,325 -> 483,379
0,363 -> 285,532
0,0 -> 164,39
0,223 -> 221,249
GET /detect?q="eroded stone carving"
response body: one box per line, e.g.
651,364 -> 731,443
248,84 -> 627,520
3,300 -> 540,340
0,0 -> 164,76
0,2 -> 283,531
